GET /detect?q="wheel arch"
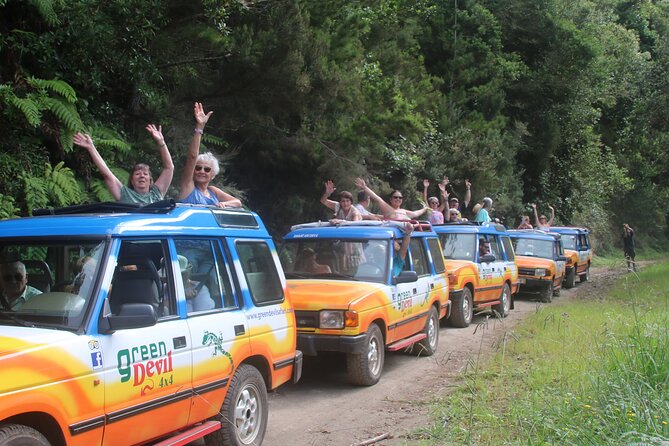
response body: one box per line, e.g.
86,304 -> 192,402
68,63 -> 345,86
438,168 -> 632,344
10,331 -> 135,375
240,355 -> 271,390
4,412 -> 65,446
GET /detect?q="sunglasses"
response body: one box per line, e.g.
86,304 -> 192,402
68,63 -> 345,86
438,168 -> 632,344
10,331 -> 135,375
392,195 -> 403,199
2,274 -> 23,282
195,165 -> 212,173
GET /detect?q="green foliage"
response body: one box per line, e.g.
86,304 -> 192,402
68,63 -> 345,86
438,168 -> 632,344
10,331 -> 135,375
0,194 -> 20,220
21,162 -> 85,214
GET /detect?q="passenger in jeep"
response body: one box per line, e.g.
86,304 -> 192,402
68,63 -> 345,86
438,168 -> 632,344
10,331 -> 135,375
355,177 -> 427,221
423,178 -> 449,225
320,180 -> 362,222
295,248 -> 332,274
478,239 -> 491,257
74,125 -> 174,204
447,178 -> 472,216
179,255 -> 215,312
0,261 -> 41,310
517,215 -> 533,229
532,203 -> 555,230
392,224 -> 413,276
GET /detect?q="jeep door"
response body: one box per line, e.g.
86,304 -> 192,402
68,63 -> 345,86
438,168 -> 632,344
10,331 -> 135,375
172,238 -> 247,425
98,239 -> 193,446
476,236 -> 506,302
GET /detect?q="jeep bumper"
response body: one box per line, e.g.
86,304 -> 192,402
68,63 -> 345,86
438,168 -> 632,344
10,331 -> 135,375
297,333 -> 369,356
518,277 -> 551,291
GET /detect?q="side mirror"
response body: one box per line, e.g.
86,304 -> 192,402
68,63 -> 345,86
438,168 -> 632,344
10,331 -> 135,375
393,270 -> 418,284
99,303 -> 157,334
479,254 -> 496,263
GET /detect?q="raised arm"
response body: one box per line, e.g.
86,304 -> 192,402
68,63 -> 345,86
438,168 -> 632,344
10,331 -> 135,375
422,178 -> 429,204
354,178 -> 395,218
437,179 -> 449,212
531,203 -> 540,227
463,179 -> 471,208
209,186 -> 242,208
547,205 -> 555,226
179,102 -> 213,199
74,132 -> 123,201
320,180 -> 338,211
146,124 -> 174,197
406,207 -> 429,219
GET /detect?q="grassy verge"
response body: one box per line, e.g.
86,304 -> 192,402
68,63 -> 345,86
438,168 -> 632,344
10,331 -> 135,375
414,262 -> 669,445
592,248 -> 665,268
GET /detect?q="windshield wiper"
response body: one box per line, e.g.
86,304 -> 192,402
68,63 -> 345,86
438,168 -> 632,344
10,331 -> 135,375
0,310 -> 34,327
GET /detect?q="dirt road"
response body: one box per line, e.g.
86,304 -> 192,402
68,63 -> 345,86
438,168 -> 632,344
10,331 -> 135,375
262,266 -> 625,446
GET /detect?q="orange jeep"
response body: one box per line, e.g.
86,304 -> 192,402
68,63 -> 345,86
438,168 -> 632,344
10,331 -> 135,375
508,230 -> 567,303
550,226 -> 592,288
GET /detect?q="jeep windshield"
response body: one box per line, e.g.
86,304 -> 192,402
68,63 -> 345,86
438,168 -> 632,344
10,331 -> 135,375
560,234 -> 577,250
512,238 -> 554,260
280,239 -> 389,283
0,240 -> 106,330
439,233 -> 476,261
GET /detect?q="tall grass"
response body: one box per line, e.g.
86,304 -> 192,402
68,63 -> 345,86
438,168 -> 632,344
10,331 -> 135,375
414,262 -> 669,445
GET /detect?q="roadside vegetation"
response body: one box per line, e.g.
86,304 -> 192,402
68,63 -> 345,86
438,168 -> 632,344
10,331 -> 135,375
416,262 -> 669,445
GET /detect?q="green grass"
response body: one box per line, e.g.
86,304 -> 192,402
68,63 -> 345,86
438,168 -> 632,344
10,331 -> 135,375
413,261 -> 669,445
592,248 -> 666,268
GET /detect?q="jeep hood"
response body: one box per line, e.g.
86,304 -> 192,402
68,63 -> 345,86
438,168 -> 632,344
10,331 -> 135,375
287,279 -> 387,311
515,255 -> 554,269
444,259 -> 476,275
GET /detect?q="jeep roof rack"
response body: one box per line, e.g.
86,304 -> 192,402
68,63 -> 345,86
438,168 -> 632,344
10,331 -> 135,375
33,199 -> 177,216
290,219 -> 432,232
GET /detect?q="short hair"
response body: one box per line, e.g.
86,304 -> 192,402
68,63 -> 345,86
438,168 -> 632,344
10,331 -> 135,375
340,191 -> 353,201
483,197 -> 493,208
127,163 -> 153,189
196,152 -> 221,176
0,261 -> 26,276
357,191 -> 369,202
449,196 -> 459,203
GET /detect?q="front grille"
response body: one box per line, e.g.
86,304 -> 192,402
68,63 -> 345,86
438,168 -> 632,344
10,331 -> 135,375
518,268 -> 535,276
295,310 -> 319,329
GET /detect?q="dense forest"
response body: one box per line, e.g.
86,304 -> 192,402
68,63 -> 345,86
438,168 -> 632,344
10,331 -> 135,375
1,0 -> 668,248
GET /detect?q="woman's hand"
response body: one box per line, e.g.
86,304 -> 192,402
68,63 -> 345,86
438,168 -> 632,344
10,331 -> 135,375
73,132 -> 95,151
145,124 -> 166,147
324,180 -> 336,196
194,102 -> 213,129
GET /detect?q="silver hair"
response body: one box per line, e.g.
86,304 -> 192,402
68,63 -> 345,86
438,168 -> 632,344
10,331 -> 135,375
196,152 -> 221,176
483,197 -> 493,208
0,261 -> 26,276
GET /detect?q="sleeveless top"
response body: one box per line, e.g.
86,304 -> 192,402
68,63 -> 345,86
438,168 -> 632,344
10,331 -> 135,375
180,187 -> 219,206
119,185 -> 163,204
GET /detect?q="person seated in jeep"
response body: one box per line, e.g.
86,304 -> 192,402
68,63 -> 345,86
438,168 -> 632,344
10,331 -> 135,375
355,178 -> 427,221
321,180 -> 362,222
295,248 -> 332,274
179,255 -> 214,313
532,203 -> 555,230
0,261 -> 41,310
478,239 -> 491,257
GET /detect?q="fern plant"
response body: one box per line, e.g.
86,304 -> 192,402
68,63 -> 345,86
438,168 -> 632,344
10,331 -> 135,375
21,162 -> 86,214
0,194 -> 20,220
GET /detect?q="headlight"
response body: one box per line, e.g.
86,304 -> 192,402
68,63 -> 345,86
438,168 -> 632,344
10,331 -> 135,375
320,311 -> 345,329
535,268 -> 546,277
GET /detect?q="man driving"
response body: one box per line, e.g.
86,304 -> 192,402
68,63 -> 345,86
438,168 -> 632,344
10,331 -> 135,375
0,261 -> 42,310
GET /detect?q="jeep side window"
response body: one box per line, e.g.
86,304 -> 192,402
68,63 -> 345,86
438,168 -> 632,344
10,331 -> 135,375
409,238 -> 429,277
426,238 -> 446,274
237,241 -> 284,305
488,236 -> 503,260
174,239 -> 229,314
110,240 -> 173,318
501,236 -> 515,261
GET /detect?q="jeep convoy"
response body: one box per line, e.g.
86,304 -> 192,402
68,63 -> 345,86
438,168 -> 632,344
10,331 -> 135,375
0,203 -> 593,445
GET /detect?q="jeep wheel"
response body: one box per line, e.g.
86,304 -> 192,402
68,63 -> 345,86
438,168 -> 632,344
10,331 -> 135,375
564,267 -> 576,289
492,283 -> 511,318
347,323 -> 384,386
540,283 -> 553,303
449,287 -> 473,328
206,364 -> 267,446
579,265 -> 590,283
415,307 -> 439,356
0,424 -> 49,446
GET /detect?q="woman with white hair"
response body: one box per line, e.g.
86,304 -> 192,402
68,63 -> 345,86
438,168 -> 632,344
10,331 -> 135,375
474,197 -> 493,223
178,102 -> 242,208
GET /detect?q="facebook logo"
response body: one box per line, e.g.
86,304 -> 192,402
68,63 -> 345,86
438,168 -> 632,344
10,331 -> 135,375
91,351 -> 103,369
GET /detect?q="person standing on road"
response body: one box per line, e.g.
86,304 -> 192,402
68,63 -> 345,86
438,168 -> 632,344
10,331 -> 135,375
623,223 -> 636,272
74,125 -> 174,204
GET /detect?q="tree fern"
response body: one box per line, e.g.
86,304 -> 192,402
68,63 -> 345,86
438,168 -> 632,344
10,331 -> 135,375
46,162 -> 85,205
9,96 -> 42,127
28,78 -> 77,103
95,137 -> 132,153
203,133 -> 228,147
22,174 -> 49,214
91,179 -> 116,202
42,97 -> 83,132
0,194 -> 19,220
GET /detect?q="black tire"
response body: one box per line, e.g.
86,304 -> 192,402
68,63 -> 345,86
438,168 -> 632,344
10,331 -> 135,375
540,282 -> 553,303
449,287 -> 473,328
414,307 -> 439,356
579,265 -> 590,283
205,364 -> 268,446
347,323 -> 384,386
0,424 -> 50,446
492,283 -> 511,318
564,267 -> 576,289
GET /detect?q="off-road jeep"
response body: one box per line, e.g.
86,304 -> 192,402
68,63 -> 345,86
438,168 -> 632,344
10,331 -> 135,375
432,222 -> 518,328
280,220 -> 449,386
0,201 -> 301,446
508,229 -> 567,303
550,226 -> 592,287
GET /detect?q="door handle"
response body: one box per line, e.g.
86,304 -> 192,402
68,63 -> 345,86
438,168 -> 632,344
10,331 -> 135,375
173,336 -> 187,350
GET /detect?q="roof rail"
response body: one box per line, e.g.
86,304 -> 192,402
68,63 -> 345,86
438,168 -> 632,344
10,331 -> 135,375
33,199 -> 177,216
290,219 -> 433,232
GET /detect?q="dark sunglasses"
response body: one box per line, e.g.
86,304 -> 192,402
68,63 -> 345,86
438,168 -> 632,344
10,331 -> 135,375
195,165 -> 212,173
392,195 -> 403,199
2,274 -> 23,282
